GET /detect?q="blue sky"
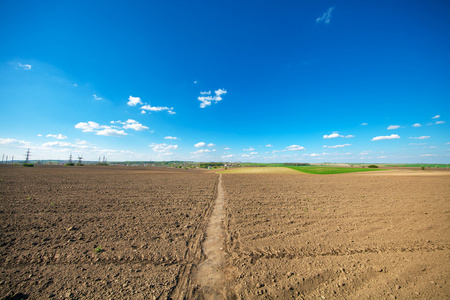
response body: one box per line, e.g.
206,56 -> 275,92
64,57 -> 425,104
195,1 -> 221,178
0,0 -> 449,163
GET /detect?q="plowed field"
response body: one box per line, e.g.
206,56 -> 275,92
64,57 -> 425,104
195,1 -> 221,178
1,165 -> 449,299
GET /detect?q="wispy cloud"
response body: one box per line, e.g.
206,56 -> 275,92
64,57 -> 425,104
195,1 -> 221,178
127,95 -> 175,114
361,123 -> 368,126
96,128 -> 127,136
0,138 -> 30,146
420,154 -> 437,157
371,134 -> 400,141
150,143 -> 178,153
265,144 -> 273,147
436,121 -> 446,124
387,125 -> 400,130
164,136 -> 178,140
93,94 -> 102,100
18,63 -> 32,70
323,144 -> 351,149
323,132 -> 343,139
410,136 -> 430,140
198,89 -> 227,108
286,145 -> 305,151
432,115 -> 440,119
316,7 -> 334,24
412,123 -> 422,127
222,154 -> 233,158
121,119 -> 149,131
243,147 -> 255,151
141,104 -> 173,112
75,120 -> 148,136
46,134 -> 68,140
192,148 -> 215,154
194,142 -> 215,148
127,96 -> 142,106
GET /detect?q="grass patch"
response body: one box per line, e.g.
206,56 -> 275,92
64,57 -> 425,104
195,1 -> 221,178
218,167 -> 300,174
385,164 -> 448,168
288,166 -> 386,175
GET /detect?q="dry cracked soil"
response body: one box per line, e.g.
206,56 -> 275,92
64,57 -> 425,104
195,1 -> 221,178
0,165 -> 449,299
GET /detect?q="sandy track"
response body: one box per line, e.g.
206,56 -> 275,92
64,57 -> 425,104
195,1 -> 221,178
195,174 -> 226,299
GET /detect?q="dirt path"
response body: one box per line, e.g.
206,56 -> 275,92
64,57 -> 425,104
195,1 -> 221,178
195,174 -> 226,299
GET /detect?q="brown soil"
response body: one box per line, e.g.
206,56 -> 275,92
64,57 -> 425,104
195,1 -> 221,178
1,165 -> 449,299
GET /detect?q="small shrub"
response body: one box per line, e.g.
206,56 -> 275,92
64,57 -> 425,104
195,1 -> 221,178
23,163 -> 34,167
368,165 -> 378,168
65,163 -> 75,166
94,246 -> 104,253
421,166 -> 425,170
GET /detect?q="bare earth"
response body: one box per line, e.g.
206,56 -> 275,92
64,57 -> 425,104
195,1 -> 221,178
1,165 -> 449,299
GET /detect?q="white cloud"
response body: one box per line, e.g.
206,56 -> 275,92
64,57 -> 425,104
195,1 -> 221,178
345,135 -> 355,138
46,134 -> 68,140
73,83 -> 78,87
323,132 -> 343,139
224,147 -> 231,150
192,149 -> 216,154
412,123 -> 422,127
194,81 -> 198,84
249,152 -> 258,155
140,104 -> 173,112
243,147 -> 255,151
432,115 -> 440,119
93,94 -> 102,100
436,121 -> 445,124
222,154 -> 233,158
75,121 -> 103,132
164,136 -> 178,140
42,141 -> 73,147
316,7 -> 334,24
194,142 -> 206,148
207,143 -> 215,147
360,151 -> 371,155
420,154 -> 437,157
127,96 -> 143,106
310,153 -> 320,157
122,119 -> 149,131
371,134 -> 400,141
410,136 -> 430,140
141,110 -> 146,114
286,145 -> 305,151
265,144 -> 273,147
18,63 -> 32,70
323,144 -> 351,149
198,89 -> 227,108
96,128 -> 127,137
409,143 -> 427,145
387,125 -> 400,130
150,143 -> 178,153
0,138 -> 30,146
361,123 -> 368,126
37,134 -> 42,137
378,156 -> 387,159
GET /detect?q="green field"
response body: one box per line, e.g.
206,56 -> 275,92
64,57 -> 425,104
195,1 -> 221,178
384,164 -> 449,168
288,166 -> 386,175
